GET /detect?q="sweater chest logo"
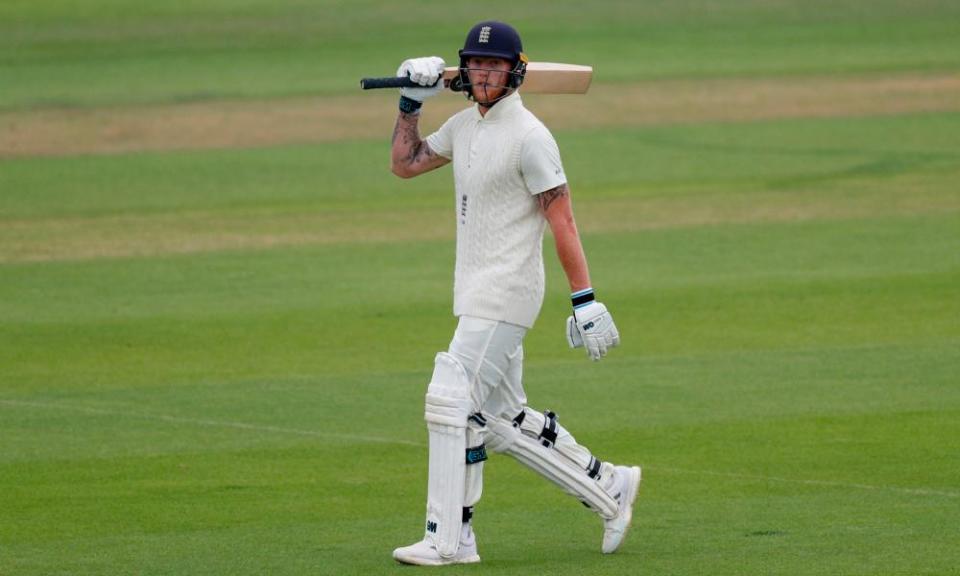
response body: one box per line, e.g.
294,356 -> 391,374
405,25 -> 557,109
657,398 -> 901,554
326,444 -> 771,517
460,194 -> 468,224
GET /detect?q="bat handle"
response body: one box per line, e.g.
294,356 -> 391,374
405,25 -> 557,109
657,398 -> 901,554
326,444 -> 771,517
359,76 -> 461,91
359,76 -> 418,90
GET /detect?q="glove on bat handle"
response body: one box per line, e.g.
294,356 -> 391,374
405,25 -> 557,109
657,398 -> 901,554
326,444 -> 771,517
359,76 -> 461,91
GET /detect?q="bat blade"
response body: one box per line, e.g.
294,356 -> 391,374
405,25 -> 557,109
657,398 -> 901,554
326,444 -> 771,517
514,62 -> 593,94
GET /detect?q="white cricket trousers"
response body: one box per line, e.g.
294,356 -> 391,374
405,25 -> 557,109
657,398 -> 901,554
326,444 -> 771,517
447,315 -> 529,422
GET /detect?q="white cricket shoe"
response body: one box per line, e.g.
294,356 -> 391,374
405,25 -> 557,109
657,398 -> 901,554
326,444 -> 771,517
602,465 -> 642,554
392,524 -> 481,566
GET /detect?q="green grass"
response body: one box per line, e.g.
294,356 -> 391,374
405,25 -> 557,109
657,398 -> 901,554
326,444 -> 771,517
2,0 -> 960,108
2,0 -> 960,574
3,117 -> 959,573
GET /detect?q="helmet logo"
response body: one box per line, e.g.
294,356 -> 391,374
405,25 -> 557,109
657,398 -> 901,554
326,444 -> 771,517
478,26 -> 491,43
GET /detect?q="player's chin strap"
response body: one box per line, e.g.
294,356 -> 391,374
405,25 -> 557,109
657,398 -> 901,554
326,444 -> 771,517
455,66 -> 525,108
473,83 -> 516,108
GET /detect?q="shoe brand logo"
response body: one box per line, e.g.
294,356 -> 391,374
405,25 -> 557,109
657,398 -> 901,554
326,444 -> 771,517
426,521 -> 438,533
478,26 -> 491,43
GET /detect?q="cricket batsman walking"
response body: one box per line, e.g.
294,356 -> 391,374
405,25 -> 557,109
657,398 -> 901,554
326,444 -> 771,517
389,21 -> 642,565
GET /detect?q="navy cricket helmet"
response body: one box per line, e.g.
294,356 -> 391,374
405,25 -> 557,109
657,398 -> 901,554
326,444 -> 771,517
457,21 -> 529,98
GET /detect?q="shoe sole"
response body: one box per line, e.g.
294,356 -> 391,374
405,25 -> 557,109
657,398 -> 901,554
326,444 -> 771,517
393,552 -> 481,566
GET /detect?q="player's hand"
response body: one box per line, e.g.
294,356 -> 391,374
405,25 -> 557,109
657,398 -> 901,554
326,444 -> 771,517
397,56 -> 445,102
567,301 -> 620,361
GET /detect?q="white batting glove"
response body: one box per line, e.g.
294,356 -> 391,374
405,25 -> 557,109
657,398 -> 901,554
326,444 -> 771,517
566,290 -> 620,361
397,56 -> 445,102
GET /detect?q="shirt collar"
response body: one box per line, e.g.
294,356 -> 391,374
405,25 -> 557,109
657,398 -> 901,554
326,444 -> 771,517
474,90 -> 522,122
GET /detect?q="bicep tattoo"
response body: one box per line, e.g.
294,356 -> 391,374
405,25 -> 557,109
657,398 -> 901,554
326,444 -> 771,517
536,183 -> 569,212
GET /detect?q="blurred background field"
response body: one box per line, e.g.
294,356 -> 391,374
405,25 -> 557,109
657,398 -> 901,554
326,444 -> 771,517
1,1 -> 959,575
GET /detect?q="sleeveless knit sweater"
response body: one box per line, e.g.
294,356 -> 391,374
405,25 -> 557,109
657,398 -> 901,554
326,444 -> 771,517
426,92 -> 567,328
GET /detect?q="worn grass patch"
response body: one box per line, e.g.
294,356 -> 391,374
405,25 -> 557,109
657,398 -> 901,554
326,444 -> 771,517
3,72 -> 959,157
2,110 -> 958,263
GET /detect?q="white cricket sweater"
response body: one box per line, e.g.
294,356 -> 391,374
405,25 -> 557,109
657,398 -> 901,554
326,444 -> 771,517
426,91 -> 567,328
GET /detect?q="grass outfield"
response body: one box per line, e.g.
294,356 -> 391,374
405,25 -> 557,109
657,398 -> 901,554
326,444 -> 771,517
2,1 -> 960,575
3,0 -> 960,108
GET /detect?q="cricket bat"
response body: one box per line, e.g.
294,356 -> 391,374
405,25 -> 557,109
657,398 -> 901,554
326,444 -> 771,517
359,62 -> 593,94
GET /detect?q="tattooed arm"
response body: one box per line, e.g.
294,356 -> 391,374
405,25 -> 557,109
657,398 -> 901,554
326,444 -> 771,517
391,111 -> 450,178
538,184 -> 592,292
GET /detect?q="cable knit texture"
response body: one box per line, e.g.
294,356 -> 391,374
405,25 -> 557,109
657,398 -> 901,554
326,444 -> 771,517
426,92 -> 566,328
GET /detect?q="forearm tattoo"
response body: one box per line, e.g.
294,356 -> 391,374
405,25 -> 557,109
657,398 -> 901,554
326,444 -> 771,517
393,112 -> 436,167
537,183 -> 569,212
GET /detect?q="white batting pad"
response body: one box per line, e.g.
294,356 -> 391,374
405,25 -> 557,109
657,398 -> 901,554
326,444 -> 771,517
423,352 -> 472,558
485,409 -> 618,519
464,425 -> 485,508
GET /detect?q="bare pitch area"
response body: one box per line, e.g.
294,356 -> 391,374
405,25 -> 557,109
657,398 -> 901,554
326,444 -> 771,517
2,72 -> 959,158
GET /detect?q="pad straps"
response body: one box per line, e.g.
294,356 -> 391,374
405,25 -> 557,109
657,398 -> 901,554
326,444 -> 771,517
512,409 -> 560,448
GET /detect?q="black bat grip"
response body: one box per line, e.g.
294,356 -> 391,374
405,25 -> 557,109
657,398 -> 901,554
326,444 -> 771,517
359,77 -> 459,91
359,76 -> 418,90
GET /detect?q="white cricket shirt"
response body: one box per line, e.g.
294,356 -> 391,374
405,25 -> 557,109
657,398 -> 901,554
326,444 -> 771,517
426,91 -> 567,328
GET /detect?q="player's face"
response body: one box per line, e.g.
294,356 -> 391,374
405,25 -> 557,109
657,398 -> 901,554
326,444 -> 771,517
466,57 -> 513,105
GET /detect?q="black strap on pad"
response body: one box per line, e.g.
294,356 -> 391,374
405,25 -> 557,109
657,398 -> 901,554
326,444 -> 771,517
539,410 -> 559,448
587,456 -> 602,479
512,409 -> 561,448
